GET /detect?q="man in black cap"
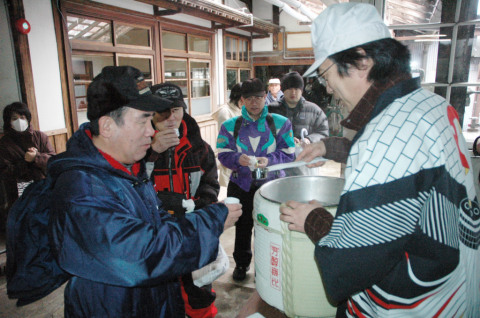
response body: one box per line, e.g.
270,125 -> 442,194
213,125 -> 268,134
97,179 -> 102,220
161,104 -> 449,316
147,83 -> 221,318
46,66 -> 242,318
217,78 -> 295,281
269,71 -> 329,146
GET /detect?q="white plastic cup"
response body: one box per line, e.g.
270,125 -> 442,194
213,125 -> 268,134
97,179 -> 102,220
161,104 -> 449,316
224,197 -> 240,204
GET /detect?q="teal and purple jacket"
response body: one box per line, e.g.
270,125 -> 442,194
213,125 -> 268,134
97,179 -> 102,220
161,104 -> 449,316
217,106 -> 295,191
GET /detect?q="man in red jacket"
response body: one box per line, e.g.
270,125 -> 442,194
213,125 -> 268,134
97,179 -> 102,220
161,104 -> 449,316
148,83 -> 221,318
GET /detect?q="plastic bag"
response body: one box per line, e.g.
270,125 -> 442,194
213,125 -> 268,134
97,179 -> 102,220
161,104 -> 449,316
192,244 -> 229,287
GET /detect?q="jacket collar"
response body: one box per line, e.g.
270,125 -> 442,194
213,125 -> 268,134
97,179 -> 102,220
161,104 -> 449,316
341,73 -> 413,131
349,76 -> 421,145
241,105 -> 269,133
84,128 -> 141,176
5,126 -> 34,137
280,96 -> 305,110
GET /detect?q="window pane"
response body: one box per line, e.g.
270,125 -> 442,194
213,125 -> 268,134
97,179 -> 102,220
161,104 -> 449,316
232,38 -> 237,60
118,57 -> 152,79
226,36 -> 232,60
191,97 -> 211,116
164,59 -> 187,79
384,0 -> 451,24
240,69 -> 250,82
74,85 -> 87,110
72,54 -> 114,126
191,80 -> 210,98
67,16 -> 112,43
394,26 -> 452,83
191,61 -> 210,79
72,54 -> 114,81
115,24 -> 150,47
242,40 -> 249,62
462,86 -> 480,132
225,36 -> 238,60
162,32 -> 186,51
227,69 -> 238,93
454,25 -> 479,84
188,35 -> 209,53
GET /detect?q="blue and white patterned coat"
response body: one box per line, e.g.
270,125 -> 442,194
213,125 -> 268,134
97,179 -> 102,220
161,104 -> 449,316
317,78 -> 480,317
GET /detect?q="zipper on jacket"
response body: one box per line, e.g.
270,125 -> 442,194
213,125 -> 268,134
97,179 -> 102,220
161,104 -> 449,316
168,148 -> 174,191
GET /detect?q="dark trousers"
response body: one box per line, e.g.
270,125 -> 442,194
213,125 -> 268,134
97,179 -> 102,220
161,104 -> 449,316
227,181 -> 260,268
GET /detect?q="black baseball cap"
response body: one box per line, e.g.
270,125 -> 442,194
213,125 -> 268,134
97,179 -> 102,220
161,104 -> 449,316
87,66 -> 173,121
150,83 -> 187,110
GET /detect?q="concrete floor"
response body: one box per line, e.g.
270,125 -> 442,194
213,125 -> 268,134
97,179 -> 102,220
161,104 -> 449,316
0,161 -> 342,318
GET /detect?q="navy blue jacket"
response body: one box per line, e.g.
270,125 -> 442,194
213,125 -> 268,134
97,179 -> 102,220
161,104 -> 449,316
48,123 -> 227,317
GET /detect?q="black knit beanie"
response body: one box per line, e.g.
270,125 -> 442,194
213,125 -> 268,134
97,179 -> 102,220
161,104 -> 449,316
281,71 -> 304,92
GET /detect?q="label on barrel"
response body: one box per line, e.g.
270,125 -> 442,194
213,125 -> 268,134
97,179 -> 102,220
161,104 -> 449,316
270,242 -> 281,291
257,213 -> 269,226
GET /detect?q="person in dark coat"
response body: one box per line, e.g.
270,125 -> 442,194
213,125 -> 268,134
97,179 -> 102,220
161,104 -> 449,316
268,71 -> 329,145
48,66 -> 242,318
147,83 -> 220,318
0,102 -> 55,231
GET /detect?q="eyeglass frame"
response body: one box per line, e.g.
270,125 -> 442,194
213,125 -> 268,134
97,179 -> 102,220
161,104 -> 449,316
315,62 -> 336,87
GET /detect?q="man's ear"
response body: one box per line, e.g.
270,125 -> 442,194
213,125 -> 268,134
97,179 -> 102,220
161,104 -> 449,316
98,116 -> 114,138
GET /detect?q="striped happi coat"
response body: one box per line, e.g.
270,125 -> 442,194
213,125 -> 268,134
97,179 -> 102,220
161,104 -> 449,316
316,78 -> 480,317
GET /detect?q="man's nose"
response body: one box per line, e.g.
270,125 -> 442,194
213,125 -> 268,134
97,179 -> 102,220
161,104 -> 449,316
146,122 -> 155,137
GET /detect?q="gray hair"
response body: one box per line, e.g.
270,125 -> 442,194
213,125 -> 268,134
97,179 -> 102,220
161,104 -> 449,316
89,106 -> 129,136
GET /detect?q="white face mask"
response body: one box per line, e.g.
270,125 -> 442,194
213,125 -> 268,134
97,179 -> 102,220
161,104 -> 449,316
11,118 -> 29,132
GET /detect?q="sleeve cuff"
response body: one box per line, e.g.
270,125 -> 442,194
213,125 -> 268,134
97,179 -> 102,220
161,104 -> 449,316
304,207 -> 334,243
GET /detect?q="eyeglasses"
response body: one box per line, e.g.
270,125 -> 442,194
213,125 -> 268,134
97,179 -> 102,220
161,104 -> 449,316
245,96 -> 265,102
315,63 -> 335,87
153,86 -> 183,99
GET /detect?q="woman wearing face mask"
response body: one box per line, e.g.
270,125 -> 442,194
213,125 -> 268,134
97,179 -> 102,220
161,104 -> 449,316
0,102 -> 56,225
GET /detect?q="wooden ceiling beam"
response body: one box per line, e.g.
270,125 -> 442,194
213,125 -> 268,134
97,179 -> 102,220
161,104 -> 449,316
137,0 -> 279,35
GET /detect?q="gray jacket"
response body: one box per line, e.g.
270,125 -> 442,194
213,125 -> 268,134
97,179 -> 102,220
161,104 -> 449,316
268,97 -> 329,143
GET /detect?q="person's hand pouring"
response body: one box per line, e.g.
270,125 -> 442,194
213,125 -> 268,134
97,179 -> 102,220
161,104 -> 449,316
279,200 -> 324,232
295,141 -> 326,168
